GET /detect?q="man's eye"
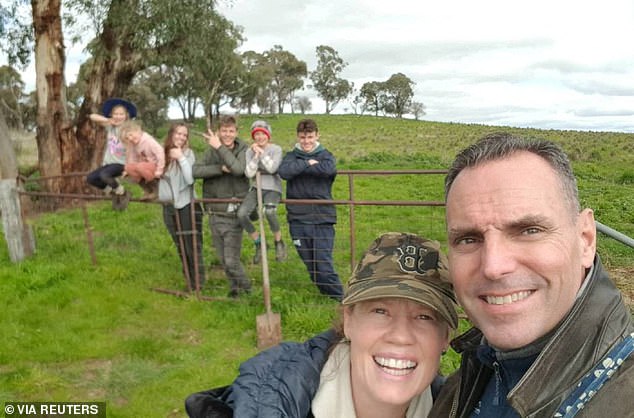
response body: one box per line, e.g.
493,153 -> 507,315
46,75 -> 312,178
372,308 -> 387,315
455,237 -> 477,245
521,227 -> 541,235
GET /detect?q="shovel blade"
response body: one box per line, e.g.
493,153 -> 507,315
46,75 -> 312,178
256,312 -> 282,350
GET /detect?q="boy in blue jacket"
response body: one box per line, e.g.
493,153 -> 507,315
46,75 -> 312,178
278,119 -> 343,300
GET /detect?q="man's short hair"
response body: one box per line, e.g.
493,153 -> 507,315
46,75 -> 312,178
445,132 -> 580,216
296,119 -> 319,134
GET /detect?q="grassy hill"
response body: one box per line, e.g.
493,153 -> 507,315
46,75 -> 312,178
2,115 -> 633,417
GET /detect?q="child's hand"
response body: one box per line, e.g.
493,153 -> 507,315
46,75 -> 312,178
121,171 -> 128,178
221,165 -> 231,173
203,129 -> 221,149
251,144 -> 264,157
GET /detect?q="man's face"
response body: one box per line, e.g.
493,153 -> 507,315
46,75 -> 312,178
445,152 -> 596,350
297,131 -> 319,152
218,124 -> 237,148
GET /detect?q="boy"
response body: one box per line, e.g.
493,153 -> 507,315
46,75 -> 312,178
192,115 -> 251,298
278,119 -> 343,300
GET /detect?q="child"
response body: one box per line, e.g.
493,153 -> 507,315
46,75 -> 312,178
158,123 -> 205,291
236,120 -> 287,264
119,120 -> 165,203
192,115 -> 251,298
278,118 -> 343,300
86,98 -> 136,210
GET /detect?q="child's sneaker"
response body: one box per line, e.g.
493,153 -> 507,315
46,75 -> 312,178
253,243 -> 263,265
275,240 -> 287,262
103,185 -> 113,196
139,180 -> 158,201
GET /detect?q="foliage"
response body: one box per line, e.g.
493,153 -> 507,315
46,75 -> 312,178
0,0 -> 33,68
228,50 -> 272,115
309,45 -> 353,114
381,73 -> 415,118
265,45 -> 307,114
293,96 -> 312,114
0,65 -> 26,129
410,101 -> 426,120
125,69 -> 170,135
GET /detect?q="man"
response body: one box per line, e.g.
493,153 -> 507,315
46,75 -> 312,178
430,133 -> 634,417
192,115 -> 251,298
278,119 -> 344,300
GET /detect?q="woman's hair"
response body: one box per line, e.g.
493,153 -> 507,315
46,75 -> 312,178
164,123 -> 189,166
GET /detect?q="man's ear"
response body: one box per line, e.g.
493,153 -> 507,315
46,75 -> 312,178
578,208 -> 596,269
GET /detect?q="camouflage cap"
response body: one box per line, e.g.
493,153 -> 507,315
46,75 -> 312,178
342,232 -> 459,329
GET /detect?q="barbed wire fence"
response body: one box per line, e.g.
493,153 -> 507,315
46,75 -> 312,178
3,169 -> 632,327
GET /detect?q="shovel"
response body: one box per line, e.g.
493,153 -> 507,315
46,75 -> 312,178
254,171 -> 282,349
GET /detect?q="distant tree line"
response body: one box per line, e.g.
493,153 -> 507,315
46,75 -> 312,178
0,0 -> 426,195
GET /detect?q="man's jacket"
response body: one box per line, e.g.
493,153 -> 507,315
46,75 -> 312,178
192,139 -> 248,214
429,256 -> 634,418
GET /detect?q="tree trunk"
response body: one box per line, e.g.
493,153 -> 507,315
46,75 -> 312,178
32,0 -> 72,195
0,110 -> 18,180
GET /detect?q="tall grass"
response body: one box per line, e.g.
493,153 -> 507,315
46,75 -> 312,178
2,115 -> 633,417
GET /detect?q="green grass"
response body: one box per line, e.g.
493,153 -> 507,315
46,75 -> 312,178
2,114 -> 633,416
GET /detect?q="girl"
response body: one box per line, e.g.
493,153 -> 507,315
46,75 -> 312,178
119,120 -> 165,202
86,98 -> 136,210
158,123 -> 206,291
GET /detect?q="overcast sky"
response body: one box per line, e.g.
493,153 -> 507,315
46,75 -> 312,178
216,0 -> 634,132
6,0 -> 634,132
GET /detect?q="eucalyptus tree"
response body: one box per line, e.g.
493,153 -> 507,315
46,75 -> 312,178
294,96 -> 312,114
232,50 -> 273,114
359,81 -> 384,117
0,65 -> 26,130
410,101 -> 426,120
1,0 -> 242,193
309,45 -> 352,114
381,72 -> 415,118
265,45 -> 307,114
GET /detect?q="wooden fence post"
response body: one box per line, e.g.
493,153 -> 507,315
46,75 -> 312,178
0,179 -> 35,262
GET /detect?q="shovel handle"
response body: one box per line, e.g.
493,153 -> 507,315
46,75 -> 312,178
256,172 -> 272,314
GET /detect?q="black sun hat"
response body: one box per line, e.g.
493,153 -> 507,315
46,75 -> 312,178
102,98 -> 137,119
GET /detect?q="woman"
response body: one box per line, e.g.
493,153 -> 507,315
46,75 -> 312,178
158,123 -> 205,291
185,232 -> 458,417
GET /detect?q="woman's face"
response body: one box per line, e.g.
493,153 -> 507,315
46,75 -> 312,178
344,298 -> 449,413
173,126 -> 189,148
